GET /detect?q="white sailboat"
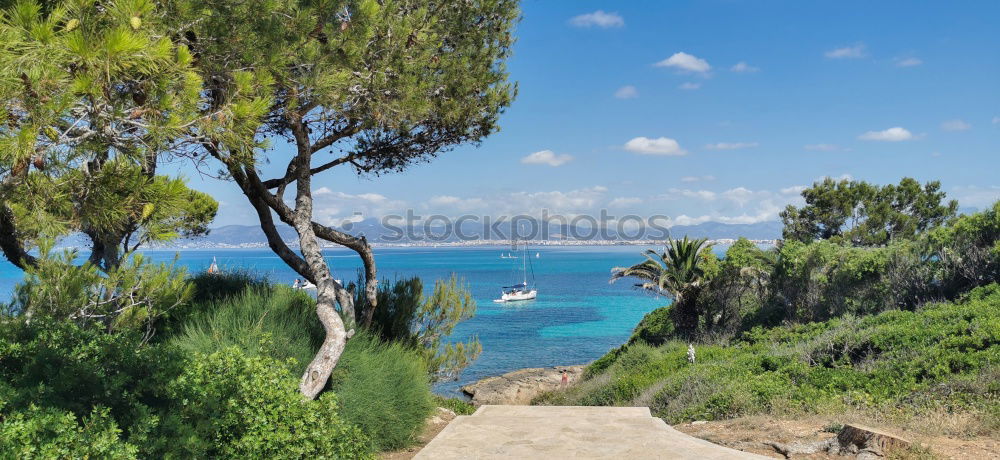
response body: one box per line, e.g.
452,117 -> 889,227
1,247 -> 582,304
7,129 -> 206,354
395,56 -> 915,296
494,240 -> 537,303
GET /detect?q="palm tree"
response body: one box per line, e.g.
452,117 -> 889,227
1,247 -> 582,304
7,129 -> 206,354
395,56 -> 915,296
611,236 -> 712,336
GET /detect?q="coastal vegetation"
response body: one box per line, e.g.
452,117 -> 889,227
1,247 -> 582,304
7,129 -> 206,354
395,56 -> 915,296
164,0 -> 519,398
1,268 -> 479,457
539,179 -> 1000,439
0,0 -> 515,456
539,284 -> 1000,436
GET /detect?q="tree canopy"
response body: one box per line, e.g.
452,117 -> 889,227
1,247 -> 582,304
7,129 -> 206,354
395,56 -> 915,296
0,0 -> 217,271
165,0 -> 519,398
780,177 -> 958,246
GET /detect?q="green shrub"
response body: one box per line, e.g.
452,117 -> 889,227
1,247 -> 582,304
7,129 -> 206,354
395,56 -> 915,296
433,395 -> 476,415
350,274 -> 482,382
169,284 -> 322,373
329,331 -> 434,451
5,246 -> 192,335
167,347 -> 374,459
541,283 -> 1000,427
0,318 -> 184,449
0,406 -> 137,459
628,306 -> 673,346
156,271 -> 272,339
170,280 -> 437,452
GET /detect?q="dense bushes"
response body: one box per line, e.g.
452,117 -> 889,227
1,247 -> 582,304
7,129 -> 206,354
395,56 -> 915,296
167,348 -> 374,458
0,406 -> 137,459
351,274 -> 482,382
0,315 -> 381,458
626,203 -> 1000,342
170,282 -> 322,373
0,319 -> 184,448
0,269 -> 448,457
170,277 -> 435,452
329,332 -> 434,451
537,283 -> 1000,435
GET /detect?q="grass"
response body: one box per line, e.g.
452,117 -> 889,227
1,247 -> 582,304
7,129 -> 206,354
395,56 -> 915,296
536,283 -> 1000,438
433,395 -> 476,415
169,282 -> 322,373
168,277 -> 435,452
329,331 -> 435,451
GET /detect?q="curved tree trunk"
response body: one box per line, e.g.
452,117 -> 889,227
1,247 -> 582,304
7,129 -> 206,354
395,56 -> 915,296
311,222 -> 378,327
296,221 -> 352,399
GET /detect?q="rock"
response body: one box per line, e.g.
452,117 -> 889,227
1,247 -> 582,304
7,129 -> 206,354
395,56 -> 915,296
835,424 -> 911,457
765,439 -> 834,457
460,365 -> 586,405
426,407 -> 456,426
691,420 -> 708,425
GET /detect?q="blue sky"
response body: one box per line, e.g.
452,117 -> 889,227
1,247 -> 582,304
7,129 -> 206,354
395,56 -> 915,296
174,1 -> 1000,228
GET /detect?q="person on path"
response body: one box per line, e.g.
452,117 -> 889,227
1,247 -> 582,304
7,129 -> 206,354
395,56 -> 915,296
561,370 -> 569,386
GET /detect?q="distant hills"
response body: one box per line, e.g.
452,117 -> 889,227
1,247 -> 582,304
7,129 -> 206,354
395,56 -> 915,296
162,219 -> 783,248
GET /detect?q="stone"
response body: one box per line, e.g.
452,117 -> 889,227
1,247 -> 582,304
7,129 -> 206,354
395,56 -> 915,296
836,424 -> 911,456
460,365 -> 585,405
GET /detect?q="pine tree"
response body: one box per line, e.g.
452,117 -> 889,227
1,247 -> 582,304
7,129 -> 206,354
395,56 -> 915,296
0,0 -> 217,272
171,0 -> 519,398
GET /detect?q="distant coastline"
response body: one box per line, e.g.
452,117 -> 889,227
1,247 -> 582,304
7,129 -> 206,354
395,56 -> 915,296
116,238 -> 779,251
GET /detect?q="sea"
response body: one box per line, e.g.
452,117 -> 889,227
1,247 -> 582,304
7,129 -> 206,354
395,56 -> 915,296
0,245 -> 721,396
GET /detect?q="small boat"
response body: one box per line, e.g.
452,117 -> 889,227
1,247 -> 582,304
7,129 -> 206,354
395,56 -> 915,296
494,283 -> 537,303
494,240 -> 537,303
300,281 -> 316,290
207,256 -> 219,274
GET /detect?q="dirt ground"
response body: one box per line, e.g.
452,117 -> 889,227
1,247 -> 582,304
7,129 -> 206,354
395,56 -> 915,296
673,416 -> 1000,459
380,407 -> 458,460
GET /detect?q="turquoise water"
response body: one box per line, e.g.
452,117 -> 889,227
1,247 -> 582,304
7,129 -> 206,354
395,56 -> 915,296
0,246 -> 699,396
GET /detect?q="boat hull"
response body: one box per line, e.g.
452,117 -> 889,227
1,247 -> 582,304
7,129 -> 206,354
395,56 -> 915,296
496,289 -> 537,302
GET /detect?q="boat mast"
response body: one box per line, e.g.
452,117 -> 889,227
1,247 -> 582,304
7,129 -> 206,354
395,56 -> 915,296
522,240 -> 527,286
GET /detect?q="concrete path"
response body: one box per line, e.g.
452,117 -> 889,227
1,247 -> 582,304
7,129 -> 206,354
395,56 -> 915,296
414,405 -> 771,459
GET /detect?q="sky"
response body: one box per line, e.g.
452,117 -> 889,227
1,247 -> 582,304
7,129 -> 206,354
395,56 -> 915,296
170,1 -> 1000,229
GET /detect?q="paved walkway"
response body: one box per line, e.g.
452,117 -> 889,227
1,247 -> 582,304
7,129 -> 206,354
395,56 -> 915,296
414,405 -> 771,459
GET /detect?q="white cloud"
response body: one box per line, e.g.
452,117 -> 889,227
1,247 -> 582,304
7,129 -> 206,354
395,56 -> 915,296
655,52 -> 711,74
804,144 -> 840,152
895,57 -> 923,67
730,61 -> 759,73
816,174 -> 854,182
678,82 -> 701,90
704,142 -> 758,151
825,43 -> 867,59
681,175 -> 715,183
624,136 -> 687,156
670,215 -> 714,226
780,185 -> 807,195
356,193 -> 388,202
427,195 -> 486,212
858,126 -> 915,142
662,188 -> 716,201
609,197 -> 642,207
521,149 -> 573,167
311,189 -> 406,225
941,119 -> 971,132
950,185 -> 1000,209
614,85 -> 638,99
722,187 -> 759,206
568,10 -> 624,28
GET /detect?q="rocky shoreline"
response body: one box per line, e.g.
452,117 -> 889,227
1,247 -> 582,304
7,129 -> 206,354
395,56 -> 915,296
460,365 -> 586,406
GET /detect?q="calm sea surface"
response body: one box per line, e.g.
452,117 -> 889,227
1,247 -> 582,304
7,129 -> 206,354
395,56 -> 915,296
0,246 -> 724,396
